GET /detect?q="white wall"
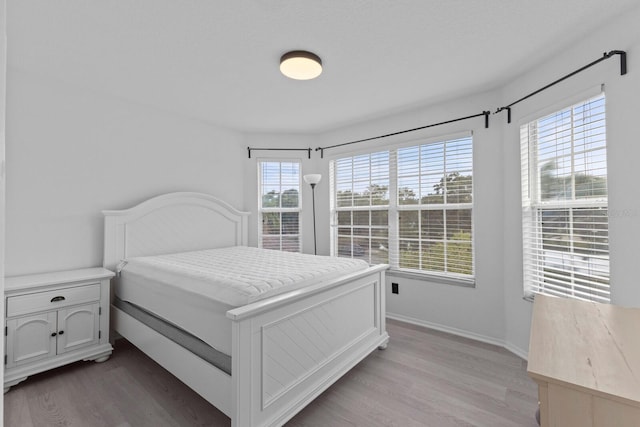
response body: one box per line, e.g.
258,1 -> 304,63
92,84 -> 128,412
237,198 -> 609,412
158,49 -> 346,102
5,70 -> 245,276
502,6 -> 640,355
0,0 -> 7,418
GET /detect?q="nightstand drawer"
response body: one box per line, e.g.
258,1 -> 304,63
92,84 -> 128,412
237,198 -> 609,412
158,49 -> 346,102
7,283 -> 101,317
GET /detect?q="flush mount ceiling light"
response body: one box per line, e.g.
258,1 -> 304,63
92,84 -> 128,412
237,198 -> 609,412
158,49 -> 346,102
280,50 -> 322,80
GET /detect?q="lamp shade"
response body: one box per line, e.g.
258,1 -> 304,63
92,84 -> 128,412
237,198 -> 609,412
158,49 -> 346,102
303,174 -> 322,185
280,51 -> 322,80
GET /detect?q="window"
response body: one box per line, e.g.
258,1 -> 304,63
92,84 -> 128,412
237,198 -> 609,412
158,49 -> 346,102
394,138 -> 473,277
521,94 -> 609,302
330,135 -> 474,283
258,160 -> 301,252
331,152 -> 390,265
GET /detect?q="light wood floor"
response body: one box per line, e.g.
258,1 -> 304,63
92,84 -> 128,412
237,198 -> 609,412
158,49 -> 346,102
4,319 -> 539,426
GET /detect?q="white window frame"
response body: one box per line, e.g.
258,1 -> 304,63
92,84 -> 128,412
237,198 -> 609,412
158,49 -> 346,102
258,159 -> 302,253
394,137 -> 474,282
521,92 -> 609,302
330,151 -> 391,266
330,133 -> 475,286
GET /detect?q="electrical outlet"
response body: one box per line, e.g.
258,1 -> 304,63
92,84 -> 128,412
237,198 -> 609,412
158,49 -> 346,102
392,282 -> 399,294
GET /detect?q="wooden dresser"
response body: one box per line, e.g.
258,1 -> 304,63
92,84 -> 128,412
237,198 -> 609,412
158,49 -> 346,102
528,294 -> 640,427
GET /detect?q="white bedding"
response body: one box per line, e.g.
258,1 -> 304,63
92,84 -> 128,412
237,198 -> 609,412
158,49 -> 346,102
116,246 -> 369,356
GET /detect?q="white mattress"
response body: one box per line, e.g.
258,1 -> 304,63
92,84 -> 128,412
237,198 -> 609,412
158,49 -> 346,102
116,246 -> 369,356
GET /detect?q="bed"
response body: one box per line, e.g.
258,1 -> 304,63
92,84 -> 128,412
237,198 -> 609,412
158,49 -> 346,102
103,192 -> 389,427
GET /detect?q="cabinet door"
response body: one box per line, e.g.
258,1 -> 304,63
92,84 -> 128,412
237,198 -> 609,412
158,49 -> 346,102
56,303 -> 100,354
6,312 -> 57,368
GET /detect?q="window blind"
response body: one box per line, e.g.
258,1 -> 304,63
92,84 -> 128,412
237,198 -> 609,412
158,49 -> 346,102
259,160 -> 302,252
521,94 -> 609,302
391,137 -> 474,278
331,152 -> 390,265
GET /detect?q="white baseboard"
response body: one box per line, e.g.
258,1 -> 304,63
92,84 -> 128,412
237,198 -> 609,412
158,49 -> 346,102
386,312 -> 529,361
503,342 -> 529,361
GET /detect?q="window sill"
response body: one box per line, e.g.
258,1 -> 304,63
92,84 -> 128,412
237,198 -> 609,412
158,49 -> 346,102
387,269 -> 475,288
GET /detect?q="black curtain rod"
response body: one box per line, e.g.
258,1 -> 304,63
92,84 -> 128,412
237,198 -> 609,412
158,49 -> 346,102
495,50 -> 627,123
315,111 -> 490,158
247,147 -> 312,159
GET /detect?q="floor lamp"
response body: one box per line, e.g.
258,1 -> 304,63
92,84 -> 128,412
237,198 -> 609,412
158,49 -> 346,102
303,174 -> 322,255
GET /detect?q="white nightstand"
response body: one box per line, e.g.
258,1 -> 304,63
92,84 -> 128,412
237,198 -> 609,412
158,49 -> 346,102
4,267 -> 114,392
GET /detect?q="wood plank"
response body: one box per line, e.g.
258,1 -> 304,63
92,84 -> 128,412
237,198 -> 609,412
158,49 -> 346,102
593,396 -> 640,427
3,388 -> 34,427
547,383 -> 593,427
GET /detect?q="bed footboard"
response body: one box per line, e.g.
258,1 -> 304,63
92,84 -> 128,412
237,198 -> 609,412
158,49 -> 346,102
227,265 -> 388,427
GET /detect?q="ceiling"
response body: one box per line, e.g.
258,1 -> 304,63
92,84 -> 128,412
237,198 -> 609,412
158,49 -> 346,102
7,1 -> 639,133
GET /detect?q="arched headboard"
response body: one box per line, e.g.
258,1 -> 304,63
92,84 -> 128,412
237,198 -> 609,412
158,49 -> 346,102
103,192 -> 250,271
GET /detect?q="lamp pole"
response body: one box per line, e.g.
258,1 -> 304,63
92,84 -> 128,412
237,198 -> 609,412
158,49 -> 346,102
303,174 -> 322,255
310,182 -> 317,255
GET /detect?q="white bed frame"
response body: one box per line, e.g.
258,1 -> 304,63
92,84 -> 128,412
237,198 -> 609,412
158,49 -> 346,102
103,192 -> 389,427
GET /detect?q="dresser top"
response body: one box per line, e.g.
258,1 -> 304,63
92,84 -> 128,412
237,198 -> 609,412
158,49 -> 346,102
5,268 -> 115,292
528,294 -> 640,406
